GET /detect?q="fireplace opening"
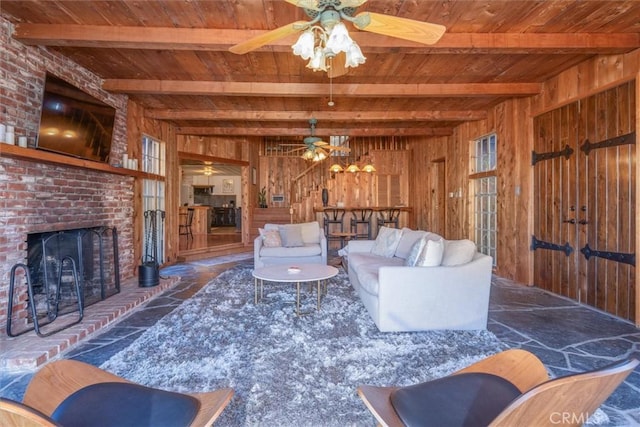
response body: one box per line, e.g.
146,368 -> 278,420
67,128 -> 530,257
6,226 -> 120,337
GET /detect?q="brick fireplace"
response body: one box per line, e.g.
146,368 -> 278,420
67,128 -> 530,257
0,158 -> 136,337
0,16 -> 134,338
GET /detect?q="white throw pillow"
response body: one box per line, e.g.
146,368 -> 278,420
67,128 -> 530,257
417,238 -> 445,267
371,226 -> 403,258
441,239 -> 477,266
394,228 -> 427,259
279,225 -> 304,247
259,228 -> 282,247
299,221 -> 321,244
404,236 -> 427,266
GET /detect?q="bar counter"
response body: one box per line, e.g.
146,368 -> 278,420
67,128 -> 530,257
313,206 -> 412,243
313,206 -> 412,213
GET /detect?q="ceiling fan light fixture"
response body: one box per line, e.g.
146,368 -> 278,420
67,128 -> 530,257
292,30 -> 315,59
345,43 -> 366,68
291,21 -> 365,73
308,46 -> 328,71
301,149 -> 315,160
325,22 -> 352,54
313,151 -> 327,162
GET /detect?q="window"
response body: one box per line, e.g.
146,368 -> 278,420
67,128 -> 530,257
142,135 -> 166,176
141,136 -> 166,264
471,133 -> 497,264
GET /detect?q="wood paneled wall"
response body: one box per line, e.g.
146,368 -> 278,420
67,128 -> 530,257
260,143 -> 411,227
179,135 -> 250,161
409,98 -> 533,282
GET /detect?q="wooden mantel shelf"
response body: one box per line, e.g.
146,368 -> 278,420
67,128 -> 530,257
0,144 -> 163,180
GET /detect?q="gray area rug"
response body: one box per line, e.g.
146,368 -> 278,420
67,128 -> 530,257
101,265 -> 508,426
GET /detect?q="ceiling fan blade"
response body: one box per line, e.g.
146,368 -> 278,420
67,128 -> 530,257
314,140 -> 329,146
229,21 -> 308,54
353,12 -> 446,45
326,145 -> 351,152
328,52 -> 349,79
284,0 -> 321,11
286,147 -> 307,154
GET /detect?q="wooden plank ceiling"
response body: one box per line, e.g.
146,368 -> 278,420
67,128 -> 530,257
2,0 -> 639,140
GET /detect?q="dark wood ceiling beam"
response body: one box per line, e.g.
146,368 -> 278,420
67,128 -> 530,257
145,109 -> 487,121
104,80 -> 541,96
13,24 -> 640,53
175,127 -> 453,137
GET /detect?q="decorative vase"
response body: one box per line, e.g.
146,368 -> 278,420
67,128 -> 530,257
321,188 -> 329,207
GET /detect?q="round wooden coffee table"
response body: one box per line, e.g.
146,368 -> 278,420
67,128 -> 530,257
252,264 -> 339,316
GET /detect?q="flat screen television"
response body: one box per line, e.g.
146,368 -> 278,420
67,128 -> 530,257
36,73 -> 116,163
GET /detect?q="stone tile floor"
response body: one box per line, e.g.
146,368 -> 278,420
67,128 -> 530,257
1,257 -> 639,425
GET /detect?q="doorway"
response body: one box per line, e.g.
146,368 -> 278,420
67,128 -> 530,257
178,155 -> 243,254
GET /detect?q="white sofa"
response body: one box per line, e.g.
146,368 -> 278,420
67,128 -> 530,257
254,221 -> 327,268
346,228 -> 493,332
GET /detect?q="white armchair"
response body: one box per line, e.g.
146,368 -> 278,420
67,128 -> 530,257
254,221 -> 327,268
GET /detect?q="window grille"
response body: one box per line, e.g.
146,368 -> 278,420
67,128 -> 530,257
471,133 -> 497,264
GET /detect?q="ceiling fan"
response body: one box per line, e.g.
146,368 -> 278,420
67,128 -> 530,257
282,118 -> 351,161
229,0 -> 446,76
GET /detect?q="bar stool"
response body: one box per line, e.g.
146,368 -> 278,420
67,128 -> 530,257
350,209 -> 373,240
323,209 -> 346,248
179,208 -> 194,239
377,208 -> 401,233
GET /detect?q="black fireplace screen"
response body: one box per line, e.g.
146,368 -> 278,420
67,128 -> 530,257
6,226 -> 120,337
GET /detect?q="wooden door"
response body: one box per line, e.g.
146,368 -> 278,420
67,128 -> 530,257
532,81 -> 636,322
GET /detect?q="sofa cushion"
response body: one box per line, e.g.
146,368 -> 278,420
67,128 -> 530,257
441,239 -> 477,266
350,252 -> 404,296
417,238 -> 445,267
299,221 -> 321,244
395,228 -> 428,259
404,236 -> 428,266
259,228 -> 282,247
371,226 -> 403,258
279,224 -> 304,247
260,243 -> 322,257
265,222 -> 320,244
423,231 -> 444,242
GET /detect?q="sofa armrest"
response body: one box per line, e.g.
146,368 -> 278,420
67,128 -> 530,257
319,228 -> 328,264
254,235 -> 264,268
347,239 -> 375,254
375,253 -> 493,330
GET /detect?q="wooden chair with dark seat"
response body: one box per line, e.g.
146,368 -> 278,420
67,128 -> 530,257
357,348 -> 638,427
179,207 -> 195,239
350,208 -> 373,240
323,208 -> 346,248
0,359 -> 234,427
376,208 -> 400,234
